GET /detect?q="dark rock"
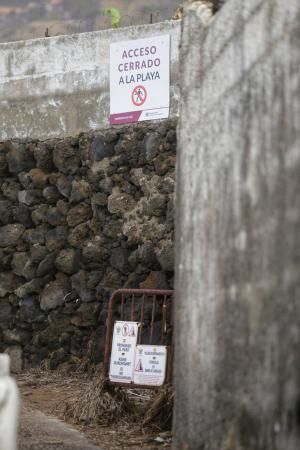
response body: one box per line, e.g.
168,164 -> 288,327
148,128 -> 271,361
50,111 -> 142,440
0,249 -> 13,271
0,224 -> 25,247
107,189 -> 136,215
0,200 -> 13,224
19,295 -> 46,323
156,241 -> 174,272
28,168 -> 49,188
109,247 -> 130,274
30,244 -> 48,264
46,206 -> 66,226
86,326 -> 106,363
40,275 -> 70,311
31,204 -> 48,225
128,242 -> 158,269
45,226 -> 67,252
56,175 -> 72,198
43,186 -> 61,204
2,329 -> 30,345
55,248 -> 80,275
68,222 -> 90,248
37,253 -> 56,277
67,203 -> 92,227
70,180 -> 92,203
48,348 -> 66,370
102,220 -> 122,239
153,155 -> 176,176
15,278 -> 45,298
90,136 -> 114,161
70,303 -> 99,328
71,270 -> 94,303
1,180 -> 20,202
0,147 -> 8,176
12,253 -> 36,280
12,205 -> 32,227
18,189 -> 42,206
0,302 -> 13,325
139,271 -> 169,289
82,239 -> 109,269
53,141 -> 80,174
0,272 -> 22,297
143,132 -> 161,160
140,194 -> 166,217
6,143 -> 35,174
23,226 -> 47,245
33,142 -> 54,171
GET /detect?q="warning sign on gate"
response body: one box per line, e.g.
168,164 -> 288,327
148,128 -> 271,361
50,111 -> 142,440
109,35 -> 170,125
109,321 -> 139,383
133,345 -> 167,386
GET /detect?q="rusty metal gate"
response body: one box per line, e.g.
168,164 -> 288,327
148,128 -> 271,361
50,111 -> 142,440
103,288 -> 174,388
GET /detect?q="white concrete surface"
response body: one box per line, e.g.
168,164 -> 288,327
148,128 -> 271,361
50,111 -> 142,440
0,21 -> 180,140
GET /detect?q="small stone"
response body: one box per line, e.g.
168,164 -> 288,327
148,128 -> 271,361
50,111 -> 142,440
18,189 -> 42,206
28,168 -> 49,188
23,226 -> 47,245
15,278 -> 45,298
48,348 -> 66,370
110,247 -> 130,274
67,203 -> 92,227
68,222 -> 90,248
45,226 -> 67,252
19,295 -> 46,323
56,175 -> 72,198
40,278 -> 69,311
70,180 -> 92,203
0,200 -> 13,225
0,272 -> 22,297
107,188 -> 136,215
30,245 -> 48,264
70,303 -> 99,328
156,241 -> 174,272
1,180 -> 20,202
12,205 -> 32,227
0,302 -> 13,325
33,142 -> 55,171
90,136 -> 114,161
6,143 -> 35,174
43,186 -> 61,203
37,253 -> 56,277
55,248 -> 80,275
82,239 -> 109,269
143,132 -> 161,160
0,224 -> 25,247
31,204 -> 48,225
2,329 -> 30,345
53,141 -> 80,174
139,271 -> 169,289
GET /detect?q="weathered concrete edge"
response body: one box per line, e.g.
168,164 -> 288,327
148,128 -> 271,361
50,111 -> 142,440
0,20 -> 181,141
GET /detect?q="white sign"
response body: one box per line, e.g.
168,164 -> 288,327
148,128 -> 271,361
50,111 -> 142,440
109,321 -> 139,384
110,35 -> 170,125
133,345 -> 167,386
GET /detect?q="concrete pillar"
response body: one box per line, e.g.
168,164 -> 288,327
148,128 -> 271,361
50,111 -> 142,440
174,1 -> 300,449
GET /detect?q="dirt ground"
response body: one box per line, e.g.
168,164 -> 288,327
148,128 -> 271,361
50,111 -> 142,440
17,369 -> 172,450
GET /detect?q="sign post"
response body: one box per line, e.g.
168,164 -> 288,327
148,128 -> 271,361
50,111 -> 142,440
110,35 -> 170,125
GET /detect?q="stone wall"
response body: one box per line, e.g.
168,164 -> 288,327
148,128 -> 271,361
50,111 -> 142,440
0,120 -> 176,372
174,1 -> 300,449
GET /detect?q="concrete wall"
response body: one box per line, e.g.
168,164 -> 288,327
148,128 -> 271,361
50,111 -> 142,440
174,1 -> 300,449
0,21 -> 180,141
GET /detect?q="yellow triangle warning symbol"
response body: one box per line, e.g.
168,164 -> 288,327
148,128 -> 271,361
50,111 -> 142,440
135,359 -> 143,372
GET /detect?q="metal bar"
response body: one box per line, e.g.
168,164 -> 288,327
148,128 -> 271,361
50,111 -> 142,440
150,295 -> 157,345
131,294 -> 135,321
161,295 -> 167,344
121,293 -> 124,320
139,293 -> 145,345
103,292 -> 117,379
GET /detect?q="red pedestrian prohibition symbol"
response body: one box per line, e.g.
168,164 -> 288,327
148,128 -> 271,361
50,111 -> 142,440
132,85 -> 147,106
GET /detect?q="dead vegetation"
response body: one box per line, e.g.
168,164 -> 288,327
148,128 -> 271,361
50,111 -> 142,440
17,367 -> 173,449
